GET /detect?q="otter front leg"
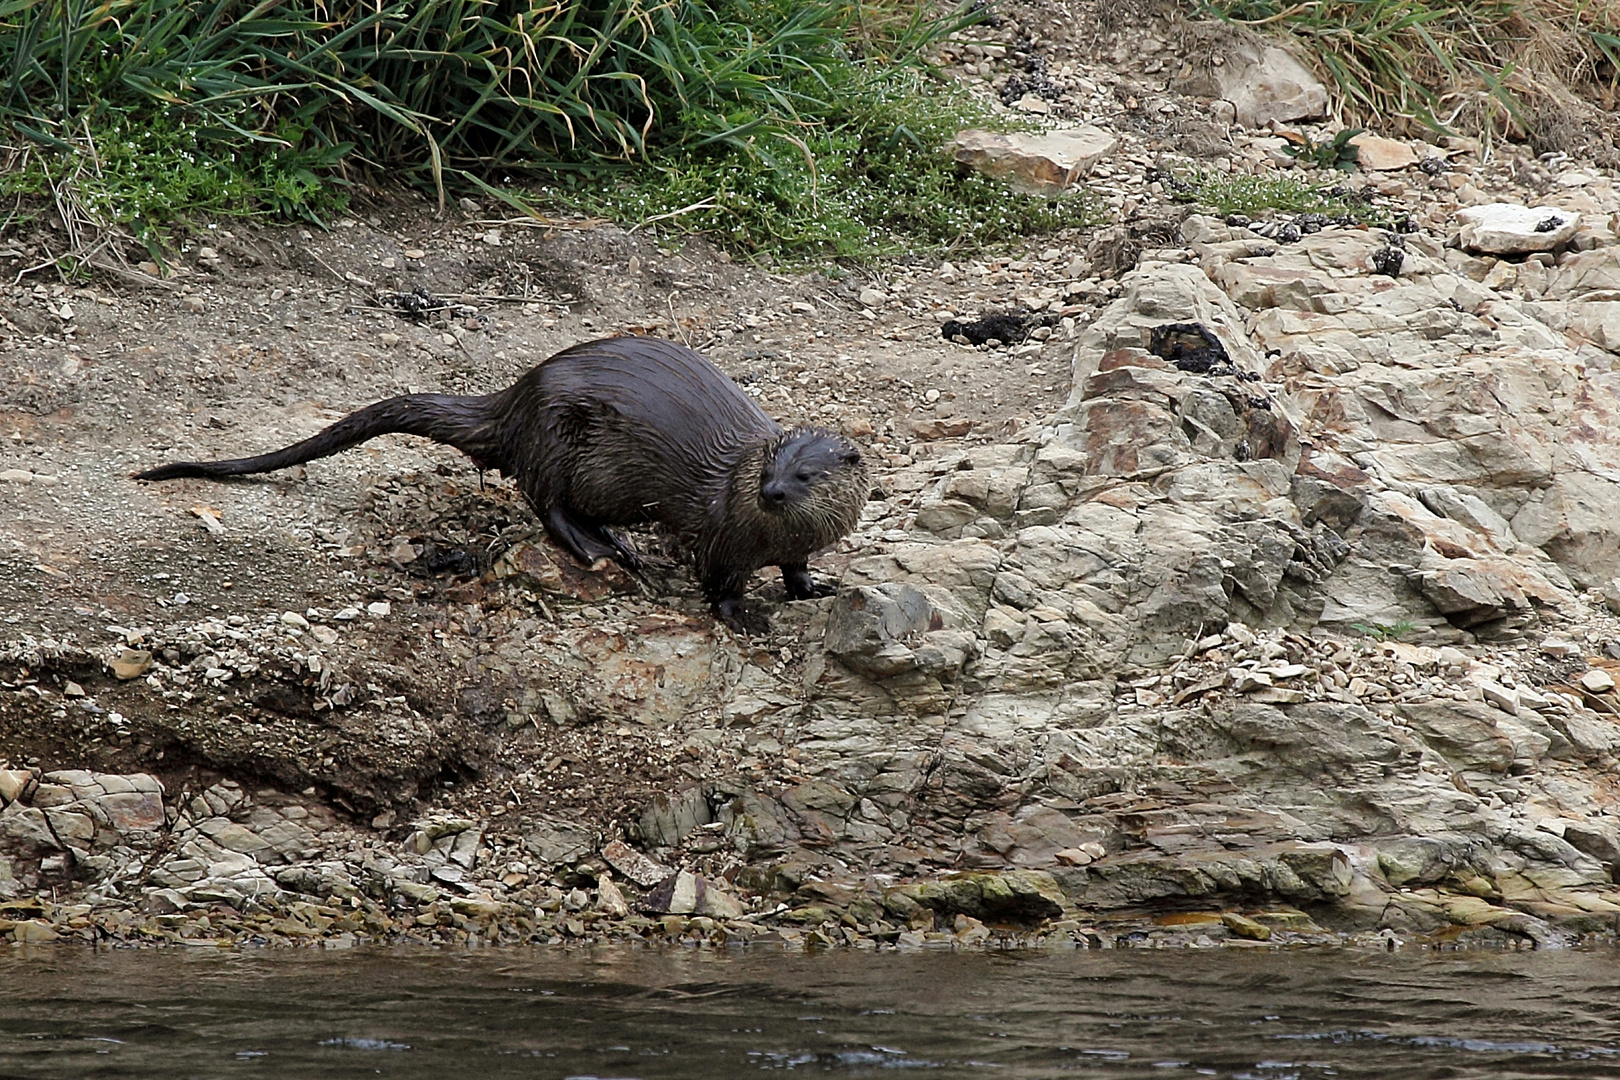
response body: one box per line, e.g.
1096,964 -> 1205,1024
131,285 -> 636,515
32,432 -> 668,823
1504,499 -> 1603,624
781,562 -> 835,601
705,568 -> 769,635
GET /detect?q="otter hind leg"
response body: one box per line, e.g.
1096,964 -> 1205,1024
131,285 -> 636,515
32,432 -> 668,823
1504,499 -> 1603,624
781,563 -> 834,601
602,527 -> 644,573
544,506 -> 619,567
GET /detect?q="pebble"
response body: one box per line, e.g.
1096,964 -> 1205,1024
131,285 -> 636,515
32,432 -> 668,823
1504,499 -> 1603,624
111,649 -> 153,680
366,602 -> 391,617
1580,669 -> 1615,694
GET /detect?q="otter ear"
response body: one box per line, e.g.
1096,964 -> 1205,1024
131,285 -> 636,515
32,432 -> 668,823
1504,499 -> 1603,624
842,449 -> 862,465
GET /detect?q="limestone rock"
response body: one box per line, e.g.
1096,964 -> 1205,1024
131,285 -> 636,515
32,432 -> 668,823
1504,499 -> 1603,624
601,839 -> 672,888
1457,204 -> 1581,255
633,785 -> 713,848
1174,43 -> 1328,128
523,816 -> 599,868
641,869 -> 743,918
949,127 -> 1119,194
1347,133 -> 1419,171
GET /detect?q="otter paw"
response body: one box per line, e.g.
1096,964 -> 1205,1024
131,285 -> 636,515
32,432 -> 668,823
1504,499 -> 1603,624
781,565 -> 835,602
714,598 -> 770,636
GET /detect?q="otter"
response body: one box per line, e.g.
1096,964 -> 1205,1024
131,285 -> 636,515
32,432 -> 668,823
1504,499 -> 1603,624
136,336 -> 870,632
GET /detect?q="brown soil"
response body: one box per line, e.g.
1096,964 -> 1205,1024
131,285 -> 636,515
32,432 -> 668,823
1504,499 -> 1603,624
0,191 -> 1092,829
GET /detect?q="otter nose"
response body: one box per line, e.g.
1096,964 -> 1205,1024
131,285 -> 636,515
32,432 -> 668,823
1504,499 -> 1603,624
763,481 -> 789,504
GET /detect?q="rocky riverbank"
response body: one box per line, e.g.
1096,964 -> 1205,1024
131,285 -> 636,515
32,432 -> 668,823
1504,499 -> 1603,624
7,6 -> 1620,951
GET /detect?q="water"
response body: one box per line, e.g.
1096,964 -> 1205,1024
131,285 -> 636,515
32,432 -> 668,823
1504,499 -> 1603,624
3,946 -> 1618,1079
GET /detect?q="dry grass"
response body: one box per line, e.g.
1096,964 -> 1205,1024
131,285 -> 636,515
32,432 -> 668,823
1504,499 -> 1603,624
1193,0 -> 1620,152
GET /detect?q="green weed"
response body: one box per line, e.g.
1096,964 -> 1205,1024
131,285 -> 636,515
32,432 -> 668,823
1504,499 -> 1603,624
552,74 -> 1100,258
1351,620 -> 1419,642
1284,128 -> 1364,171
1175,170 -> 1357,219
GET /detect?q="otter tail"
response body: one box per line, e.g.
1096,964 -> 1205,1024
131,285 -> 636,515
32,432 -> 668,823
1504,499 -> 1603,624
135,393 -> 510,481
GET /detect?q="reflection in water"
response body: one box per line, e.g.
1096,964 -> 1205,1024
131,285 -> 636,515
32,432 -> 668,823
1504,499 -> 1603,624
1,946 -> 1617,1079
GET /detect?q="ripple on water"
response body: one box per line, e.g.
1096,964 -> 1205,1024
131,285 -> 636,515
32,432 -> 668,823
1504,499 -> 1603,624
1,946 -> 1619,1080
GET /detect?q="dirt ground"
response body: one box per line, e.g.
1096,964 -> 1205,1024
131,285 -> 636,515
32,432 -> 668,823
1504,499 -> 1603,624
0,166 -> 1106,816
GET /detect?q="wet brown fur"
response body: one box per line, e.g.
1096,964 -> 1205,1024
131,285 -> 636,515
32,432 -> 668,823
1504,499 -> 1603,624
136,336 -> 870,630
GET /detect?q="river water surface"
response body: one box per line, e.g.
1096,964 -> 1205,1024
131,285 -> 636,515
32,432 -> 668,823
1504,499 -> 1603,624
2,945 -> 1617,1079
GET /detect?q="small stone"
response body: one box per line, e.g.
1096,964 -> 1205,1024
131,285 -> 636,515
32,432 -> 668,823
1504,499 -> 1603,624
189,506 -> 225,534
405,249 -> 427,259
11,920 -> 59,944
595,872 -> 630,918
1221,912 -> 1271,941
379,332 -> 401,347
601,839 -> 671,888
311,626 -> 339,645
950,127 -> 1118,194
1540,638 -> 1580,658
0,769 -> 29,803
1055,848 -> 1094,866
280,611 -> 311,629
642,869 -> 700,914
366,601 -> 391,617
379,257 -> 397,269
858,288 -> 887,308
182,295 -> 205,314
62,681 -> 84,697
1457,203 -> 1580,255
1347,133 -> 1419,171
1580,669 -> 1615,694
697,881 -> 745,919
1479,680 -> 1519,715
1232,669 -> 1273,692
482,230 -> 502,246
111,649 -> 153,680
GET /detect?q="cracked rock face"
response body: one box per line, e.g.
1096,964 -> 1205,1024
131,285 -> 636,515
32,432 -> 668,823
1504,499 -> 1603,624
731,218 -> 1620,935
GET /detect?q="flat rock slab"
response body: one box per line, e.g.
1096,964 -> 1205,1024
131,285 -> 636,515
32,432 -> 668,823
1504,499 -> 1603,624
1348,133 -> 1420,171
1457,203 -> 1580,254
950,127 -> 1118,194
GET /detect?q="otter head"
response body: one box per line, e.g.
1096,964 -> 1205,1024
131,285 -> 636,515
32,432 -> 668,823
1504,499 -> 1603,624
759,427 -> 864,512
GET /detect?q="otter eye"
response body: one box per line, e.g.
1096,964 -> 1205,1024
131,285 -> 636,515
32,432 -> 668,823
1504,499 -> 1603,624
795,470 -> 812,482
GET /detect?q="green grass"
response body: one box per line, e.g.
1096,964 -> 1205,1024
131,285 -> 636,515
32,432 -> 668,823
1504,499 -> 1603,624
1175,170 -> 1357,219
549,73 -> 1099,258
0,0 -> 1093,261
